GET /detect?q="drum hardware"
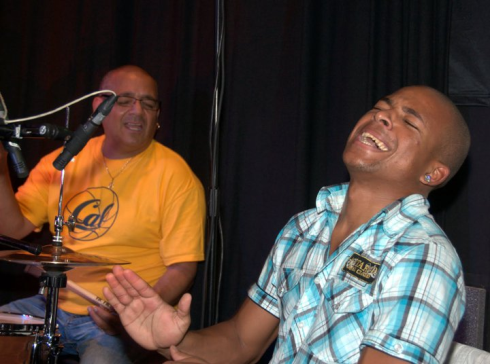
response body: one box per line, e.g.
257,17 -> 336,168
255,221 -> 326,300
0,241 -> 128,364
0,92 -> 121,362
0,313 -> 45,364
0,169 -> 128,363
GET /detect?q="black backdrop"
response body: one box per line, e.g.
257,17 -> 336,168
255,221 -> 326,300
0,0 -> 489,359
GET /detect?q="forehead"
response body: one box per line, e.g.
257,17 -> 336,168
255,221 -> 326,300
384,87 -> 451,126
103,70 -> 158,98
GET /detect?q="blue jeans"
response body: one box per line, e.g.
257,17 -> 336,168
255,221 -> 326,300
0,295 -> 137,364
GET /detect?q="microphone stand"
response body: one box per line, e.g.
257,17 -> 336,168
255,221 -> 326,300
31,107 -> 76,364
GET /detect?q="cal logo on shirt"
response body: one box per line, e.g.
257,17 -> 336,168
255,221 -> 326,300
342,253 -> 380,284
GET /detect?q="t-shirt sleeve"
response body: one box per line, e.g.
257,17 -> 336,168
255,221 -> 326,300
15,151 -> 59,230
158,171 -> 206,266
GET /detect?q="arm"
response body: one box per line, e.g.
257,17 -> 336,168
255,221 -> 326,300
168,298 -> 279,363
153,261 -> 197,306
104,266 -> 279,364
0,145 -> 35,238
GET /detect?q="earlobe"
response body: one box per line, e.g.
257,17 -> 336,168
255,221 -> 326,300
421,164 -> 450,187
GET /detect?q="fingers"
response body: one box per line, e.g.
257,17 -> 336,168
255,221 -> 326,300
88,306 -> 121,336
122,267 -> 159,298
108,265 -> 156,299
105,266 -> 148,302
104,266 -> 165,315
176,293 -> 192,318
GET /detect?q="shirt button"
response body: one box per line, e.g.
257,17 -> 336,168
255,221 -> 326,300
333,303 -> 340,310
394,344 -> 403,353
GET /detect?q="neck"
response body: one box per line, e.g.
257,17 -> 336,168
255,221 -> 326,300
102,138 -> 151,159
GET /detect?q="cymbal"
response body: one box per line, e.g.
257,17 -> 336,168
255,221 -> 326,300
0,245 -> 130,267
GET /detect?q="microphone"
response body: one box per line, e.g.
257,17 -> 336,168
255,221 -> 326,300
0,123 -> 73,141
53,94 -> 117,171
18,123 -> 73,141
0,93 -> 29,178
0,234 -> 42,255
2,140 -> 29,178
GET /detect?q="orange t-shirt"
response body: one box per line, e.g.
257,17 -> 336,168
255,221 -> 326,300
16,136 -> 206,314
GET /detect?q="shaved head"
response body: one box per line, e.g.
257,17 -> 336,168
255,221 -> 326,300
417,86 -> 470,183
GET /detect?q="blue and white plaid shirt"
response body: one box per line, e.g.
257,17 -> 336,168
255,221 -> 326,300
249,183 -> 465,363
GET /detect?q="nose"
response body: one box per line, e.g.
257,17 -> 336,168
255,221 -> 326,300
127,99 -> 145,115
375,110 -> 393,129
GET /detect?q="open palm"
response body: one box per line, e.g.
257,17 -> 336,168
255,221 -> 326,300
103,266 -> 191,351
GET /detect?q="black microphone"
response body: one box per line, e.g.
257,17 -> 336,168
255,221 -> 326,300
0,234 -> 42,255
53,94 -> 117,171
0,93 -> 29,178
19,123 -> 73,141
0,123 -> 73,141
2,140 -> 29,178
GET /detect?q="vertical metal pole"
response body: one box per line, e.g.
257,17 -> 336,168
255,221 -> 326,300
202,0 -> 225,327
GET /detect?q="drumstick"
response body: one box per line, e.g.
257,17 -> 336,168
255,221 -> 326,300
66,280 -> 113,311
24,265 -> 114,311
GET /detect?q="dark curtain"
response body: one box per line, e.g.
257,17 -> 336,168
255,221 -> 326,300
0,0 -> 216,321
1,0 -> 488,360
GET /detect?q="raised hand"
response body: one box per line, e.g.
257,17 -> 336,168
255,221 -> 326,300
103,265 -> 192,351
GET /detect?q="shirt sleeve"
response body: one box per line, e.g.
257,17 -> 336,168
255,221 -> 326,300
158,172 -> 206,266
16,151 -> 59,230
362,240 -> 466,364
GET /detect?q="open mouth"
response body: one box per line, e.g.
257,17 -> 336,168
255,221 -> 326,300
360,132 -> 388,151
124,122 -> 143,131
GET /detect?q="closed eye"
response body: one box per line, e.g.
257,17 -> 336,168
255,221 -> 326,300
404,119 -> 419,130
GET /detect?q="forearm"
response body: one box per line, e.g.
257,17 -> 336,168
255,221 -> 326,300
161,298 -> 279,364
0,159 -> 33,238
152,262 -> 197,306
161,319 -> 273,364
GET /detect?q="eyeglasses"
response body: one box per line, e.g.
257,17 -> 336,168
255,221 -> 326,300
99,94 -> 160,111
117,95 -> 161,111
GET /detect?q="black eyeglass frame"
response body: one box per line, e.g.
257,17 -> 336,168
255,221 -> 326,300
98,94 -> 161,111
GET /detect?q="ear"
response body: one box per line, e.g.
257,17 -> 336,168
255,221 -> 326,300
420,163 -> 451,187
92,95 -> 104,112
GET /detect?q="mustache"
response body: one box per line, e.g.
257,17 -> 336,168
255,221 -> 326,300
122,115 -> 146,124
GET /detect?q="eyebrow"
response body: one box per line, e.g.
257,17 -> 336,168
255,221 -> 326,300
119,92 -> 158,101
380,97 -> 425,125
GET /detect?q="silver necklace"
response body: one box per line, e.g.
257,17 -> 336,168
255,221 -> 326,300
102,156 -> 134,189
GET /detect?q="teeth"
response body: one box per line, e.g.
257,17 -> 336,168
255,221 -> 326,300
361,132 -> 388,151
125,122 -> 143,131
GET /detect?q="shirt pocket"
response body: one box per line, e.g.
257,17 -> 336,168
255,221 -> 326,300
277,267 -> 304,319
327,278 -> 374,313
308,279 -> 374,362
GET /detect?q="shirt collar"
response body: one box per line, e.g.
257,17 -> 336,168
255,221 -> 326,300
315,183 -> 431,237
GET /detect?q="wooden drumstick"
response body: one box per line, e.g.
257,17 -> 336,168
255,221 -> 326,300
24,265 -> 114,311
65,280 -> 113,311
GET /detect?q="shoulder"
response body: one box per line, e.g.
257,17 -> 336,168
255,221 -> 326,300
144,141 -> 204,191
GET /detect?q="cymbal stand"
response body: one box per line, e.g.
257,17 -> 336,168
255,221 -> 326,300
33,109 -> 75,363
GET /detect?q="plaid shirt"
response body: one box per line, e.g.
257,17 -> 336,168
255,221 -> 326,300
249,183 -> 465,364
